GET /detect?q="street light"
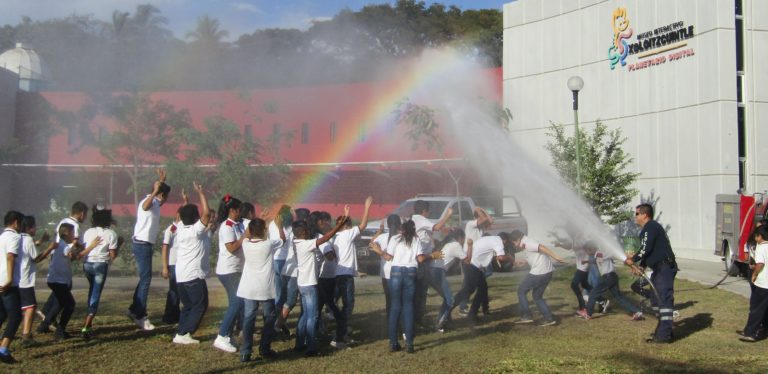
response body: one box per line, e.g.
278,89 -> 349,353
567,76 -> 584,195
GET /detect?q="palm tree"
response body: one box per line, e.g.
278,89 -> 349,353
186,15 -> 229,47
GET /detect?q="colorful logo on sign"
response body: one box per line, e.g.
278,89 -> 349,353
608,7 -> 633,70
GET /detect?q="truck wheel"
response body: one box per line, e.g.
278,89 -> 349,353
724,243 -> 739,277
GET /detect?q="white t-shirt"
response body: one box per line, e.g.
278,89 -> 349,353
521,236 -> 554,275
411,214 -> 434,252
269,221 -> 293,261
464,219 -> 483,250
318,237 -> 337,279
55,217 -> 83,245
470,236 -> 505,269
753,243 -> 768,289
439,241 -> 467,271
294,239 -> 320,287
387,234 -> 424,268
0,229 -> 22,287
133,195 -> 162,243
281,240 -> 299,277
238,238 -> 283,300
575,249 -> 590,272
595,250 -> 616,275
374,233 -> 393,279
19,234 -> 37,288
175,221 -> 209,283
47,241 -> 73,285
334,226 -> 360,276
162,223 -> 179,266
216,218 -> 245,275
83,227 -> 119,263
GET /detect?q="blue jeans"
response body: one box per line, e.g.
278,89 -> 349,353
162,265 -> 180,324
276,275 -> 298,311
389,266 -> 416,348
317,277 -> 343,339
0,286 -> 21,340
295,285 -> 319,352
130,241 -> 154,319
273,259 -> 286,309
242,299 -> 276,357
586,272 -> 639,316
217,272 -> 244,337
335,275 -> 355,340
517,272 -> 554,321
428,267 -> 453,323
83,262 -> 109,315
177,278 -> 208,336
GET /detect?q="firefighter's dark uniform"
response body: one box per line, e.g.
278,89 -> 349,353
633,219 -> 677,342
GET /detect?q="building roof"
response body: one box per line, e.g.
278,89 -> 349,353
0,43 -> 50,83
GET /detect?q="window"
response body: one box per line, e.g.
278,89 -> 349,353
272,123 -> 281,138
330,122 -> 337,143
301,122 -> 309,144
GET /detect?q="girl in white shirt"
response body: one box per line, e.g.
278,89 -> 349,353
78,207 -> 121,339
382,220 -> 427,354
370,214 -> 403,319
213,195 -> 246,353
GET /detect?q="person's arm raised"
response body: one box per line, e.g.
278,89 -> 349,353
357,196 -> 374,232
316,205 -> 350,247
194,182 -> 210,226
433,207 -> 453,232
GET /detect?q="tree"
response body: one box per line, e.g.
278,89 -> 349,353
186,15 -> 229,46
97,93 -> 192,206
545,120 -> 639,225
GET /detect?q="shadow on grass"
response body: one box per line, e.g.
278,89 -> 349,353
673,313 -> 713,341
608,351 -> 730,374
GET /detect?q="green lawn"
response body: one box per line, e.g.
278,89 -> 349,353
6,268 -> 767,373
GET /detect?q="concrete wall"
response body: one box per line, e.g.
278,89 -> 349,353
0,67 -> 17,213
503,0 -> 766,261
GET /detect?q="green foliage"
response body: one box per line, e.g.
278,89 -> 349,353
394,99 -> 443,152
545,120 -> 639,225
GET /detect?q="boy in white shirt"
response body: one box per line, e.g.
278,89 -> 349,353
740,224 -> 768,341
430,229 -> 469,331
0,211 -> 24,364
511,230 -> 565,326
331,196 -> 372,346
451,234 -> 508,322
17,215 -> 50,347
293,206 -> 349,357
161,190 -> 188,325
172,182 -> 211,345
128,169 -> 171,331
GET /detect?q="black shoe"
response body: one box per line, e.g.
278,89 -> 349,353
645,336 -> 671,344
390,344 -> 402,353
260,349 -> 278,359
36,324 -> 51,334
305,350 -> 321,357
292,345 -> 306,353
55,330 -> 72,341
240,354 -> 251,362
281,326 -> 291,339
406,345 -> 415,354
0,352 -> 17,364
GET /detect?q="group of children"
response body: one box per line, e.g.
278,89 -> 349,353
0,169 -> 660,364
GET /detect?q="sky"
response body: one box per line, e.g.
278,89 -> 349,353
0,0 -> 508,40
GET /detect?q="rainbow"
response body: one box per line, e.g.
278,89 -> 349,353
278,49 -> 467,205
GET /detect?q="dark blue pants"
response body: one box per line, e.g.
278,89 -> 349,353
651,263 -> 676,340
177,278 -> 208,336
335,275 -> 354,340
129,241 -> 154,319
46,282 -> 75,331
318,277 -> 343,339
571,269 -> 591,309
162,265 -> 180,324
414,264 -> 428,325
452,264 -> 485,317
0,286 -> 22,340
586,272 -> 639,316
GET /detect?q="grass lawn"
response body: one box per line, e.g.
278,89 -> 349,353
6,267 -> 768,373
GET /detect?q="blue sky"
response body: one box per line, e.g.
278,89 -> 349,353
0,0 -> 507,40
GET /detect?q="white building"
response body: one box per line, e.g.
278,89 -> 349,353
503,0 -> 767,261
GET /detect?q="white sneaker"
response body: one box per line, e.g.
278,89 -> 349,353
601,300 -> 611,314
173,333 -> 200,345
213,335 -> 237,353
36,310 -> 46,321
330,340 -> 348,350
136,317 -> 155,331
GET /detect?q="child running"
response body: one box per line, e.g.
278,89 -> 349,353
17,215 -> 49,347
511,230 -> 565,326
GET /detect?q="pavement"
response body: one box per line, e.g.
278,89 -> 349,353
675,257 -> 751,298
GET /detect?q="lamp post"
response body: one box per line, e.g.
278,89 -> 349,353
567,76 -> 584,195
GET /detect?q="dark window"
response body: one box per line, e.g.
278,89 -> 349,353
272,123 -> 281,138
244,125 -> 252,138
301,123 -> 309,144
330,122 -> 337,143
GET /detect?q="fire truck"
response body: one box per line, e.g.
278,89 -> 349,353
715,193 -> 767,277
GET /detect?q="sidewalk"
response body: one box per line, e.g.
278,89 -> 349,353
676,257 -> 750,298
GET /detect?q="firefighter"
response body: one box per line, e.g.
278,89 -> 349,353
624,203 -> 677,343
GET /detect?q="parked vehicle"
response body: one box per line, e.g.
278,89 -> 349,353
715,193 -> 767,277
355,194 -> 528,275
